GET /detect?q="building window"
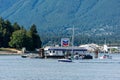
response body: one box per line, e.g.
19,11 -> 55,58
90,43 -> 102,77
63,51 -> 65,54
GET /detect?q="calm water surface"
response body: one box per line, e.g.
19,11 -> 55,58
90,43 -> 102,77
0,54 -> 120,80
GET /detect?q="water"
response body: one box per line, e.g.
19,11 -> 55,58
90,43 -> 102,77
0,55 -> 120,80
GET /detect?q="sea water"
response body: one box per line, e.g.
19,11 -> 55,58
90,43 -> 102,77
0,54 -> 120,80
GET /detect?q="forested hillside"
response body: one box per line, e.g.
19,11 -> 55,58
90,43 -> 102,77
0,0 -> 120,45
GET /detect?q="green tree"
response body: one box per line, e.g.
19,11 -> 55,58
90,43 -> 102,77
28,24 -> 42,49
9,30 -> 28,49
30,24 -> 37,33
13,22 -> 20,31
2,20 -> 14,47
0,30 -> 2,47
0,18 -> 4,47
0,17 -> 4,25
4,20 -> 14,34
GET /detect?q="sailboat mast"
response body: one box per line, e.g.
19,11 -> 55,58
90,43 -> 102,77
72,26 -> 74,47
71,26 -> 74,59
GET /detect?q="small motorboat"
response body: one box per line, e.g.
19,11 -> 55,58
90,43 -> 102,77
21,53 -> 40,58
99,55 -> 112,59
58,58 -> 72,62
21,54 -> 28,58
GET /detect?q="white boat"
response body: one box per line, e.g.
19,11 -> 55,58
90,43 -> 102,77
21,54 -> 28,58
58,58 -> 72,62
21,53 -> 40,58
99,54 -> 112,59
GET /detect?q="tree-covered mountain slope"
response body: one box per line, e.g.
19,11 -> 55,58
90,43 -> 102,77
0,0 -> 120,45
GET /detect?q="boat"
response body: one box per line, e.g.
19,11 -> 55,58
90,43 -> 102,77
99,54 -> 112,59
58,58 -> 72,62
81,54 -> 93,59
21,54 -> 28,58
21,53 -> 40,58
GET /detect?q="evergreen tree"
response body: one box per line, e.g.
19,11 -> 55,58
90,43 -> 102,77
0,30 -> 2,47
0,17 -> 4,25
0,18 -> 4,47
4,20 -> 14,34
13,22 -> 20,31
26,31 -> 34,50
29,24 -> 42,49
2,20 -> 14,47
30,24 -> 37,33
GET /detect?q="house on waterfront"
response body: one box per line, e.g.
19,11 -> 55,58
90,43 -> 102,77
43,45 -> 91,59
79,43 -> 101,52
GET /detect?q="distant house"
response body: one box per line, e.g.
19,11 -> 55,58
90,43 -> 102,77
79,43 -> 100,52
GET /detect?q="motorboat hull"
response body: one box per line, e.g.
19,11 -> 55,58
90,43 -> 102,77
58,59 -> 72,62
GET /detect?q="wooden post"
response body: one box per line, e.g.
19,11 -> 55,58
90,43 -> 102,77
94,50 -> 98,58
39,48 -> 44,58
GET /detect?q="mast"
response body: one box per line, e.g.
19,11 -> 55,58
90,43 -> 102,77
104,38 -> 108,53
72,26 -> 74,47
71,26 -> 74,58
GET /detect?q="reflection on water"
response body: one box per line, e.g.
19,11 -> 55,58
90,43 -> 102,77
0,54 -> 120,80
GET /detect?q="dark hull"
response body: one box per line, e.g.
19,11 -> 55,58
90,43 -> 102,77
45,55 -> 65,59
21,55 -> 28,58
82,55 -> 93,59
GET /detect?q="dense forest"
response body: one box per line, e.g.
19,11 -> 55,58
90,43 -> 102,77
0,0 -> 120,47
0,17 -> 120,49
42,26 -> 120,46
0,17 -> 42,51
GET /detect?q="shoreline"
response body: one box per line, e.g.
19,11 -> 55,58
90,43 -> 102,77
0,51 -> 22,55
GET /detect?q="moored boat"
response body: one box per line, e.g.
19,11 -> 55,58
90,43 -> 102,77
58,58 -> 72,62
99,54 -> 112,59
21,54 -> 28,58
21,53 -> 40,58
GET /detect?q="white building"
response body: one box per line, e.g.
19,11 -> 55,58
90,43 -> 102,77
79,43 -> 100,52
44,46 -> 88,57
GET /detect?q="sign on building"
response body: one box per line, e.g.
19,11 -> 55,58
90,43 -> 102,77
61,38 -> 70,47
